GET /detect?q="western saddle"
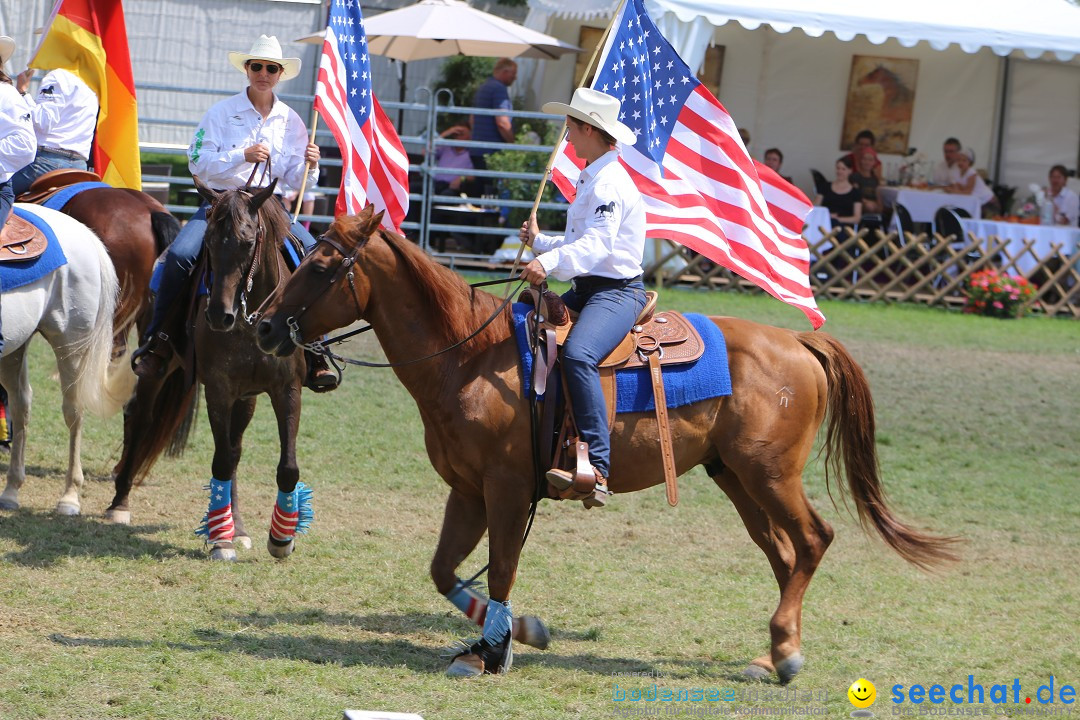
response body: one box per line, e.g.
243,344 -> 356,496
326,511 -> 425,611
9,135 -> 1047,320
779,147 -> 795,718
522,287 -> 704,507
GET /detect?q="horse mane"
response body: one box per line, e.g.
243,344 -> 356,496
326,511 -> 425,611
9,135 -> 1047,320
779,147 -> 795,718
339,216 -> 510,354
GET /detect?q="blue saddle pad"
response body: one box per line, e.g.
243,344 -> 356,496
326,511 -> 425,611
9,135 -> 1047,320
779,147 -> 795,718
512,303 -> 731,414
0,207 -> 69,292
40,182 -> 111,212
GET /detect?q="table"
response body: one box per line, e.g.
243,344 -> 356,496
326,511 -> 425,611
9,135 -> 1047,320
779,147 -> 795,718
879,187 -> 982,224
960,219 -> 1080,273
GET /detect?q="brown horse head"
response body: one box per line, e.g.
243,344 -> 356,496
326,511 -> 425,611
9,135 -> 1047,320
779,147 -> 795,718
195,175 -> 288,331
256,203 -> 384,356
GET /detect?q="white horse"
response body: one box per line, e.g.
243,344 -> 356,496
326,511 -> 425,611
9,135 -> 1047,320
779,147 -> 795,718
0,204 -> 133,515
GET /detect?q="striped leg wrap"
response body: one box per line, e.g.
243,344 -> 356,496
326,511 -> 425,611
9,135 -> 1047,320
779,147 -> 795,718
195,478 -> 234,543
445,577 -> 489,626
270,483 -> 313,542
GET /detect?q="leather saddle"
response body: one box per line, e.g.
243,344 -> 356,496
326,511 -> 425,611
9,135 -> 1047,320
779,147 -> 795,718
15,168 -> 103,205
0,212 -> 48,263
523,287 -> 704,506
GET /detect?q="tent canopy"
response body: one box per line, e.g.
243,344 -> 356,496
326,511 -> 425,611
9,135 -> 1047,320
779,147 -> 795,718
528,0 -> 1080,65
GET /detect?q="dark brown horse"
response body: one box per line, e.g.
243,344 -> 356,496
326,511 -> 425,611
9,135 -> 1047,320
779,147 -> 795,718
109,178 -> 309,561
60,187 -> 180,354
255,207 -> 959,681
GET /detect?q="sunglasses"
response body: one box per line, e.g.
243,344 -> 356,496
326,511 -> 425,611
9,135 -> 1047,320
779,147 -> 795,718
247,62 -> 282,75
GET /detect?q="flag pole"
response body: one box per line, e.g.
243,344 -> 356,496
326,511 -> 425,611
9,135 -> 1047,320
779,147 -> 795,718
293,111 -> 320,223
504,0 -> 628,292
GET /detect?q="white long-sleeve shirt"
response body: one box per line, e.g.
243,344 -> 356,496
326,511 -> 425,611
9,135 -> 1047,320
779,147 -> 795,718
188,90 -> 318,192
1049,186 -> 1079,226
533,150 -> 645,282
0,83 -> 36,183
23,69 -> 98,160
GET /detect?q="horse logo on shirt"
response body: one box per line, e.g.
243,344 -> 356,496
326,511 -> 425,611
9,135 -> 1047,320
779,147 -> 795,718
594,200 -> 616,219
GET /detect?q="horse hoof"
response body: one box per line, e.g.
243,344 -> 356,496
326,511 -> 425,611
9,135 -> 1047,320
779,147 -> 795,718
0,498 -> 19,511
210,546 -> 238,562
445,653 -> 484,678
236,535 -> 253,550
775,653 -> 804,685
267,537 -> 294,559
105,509 -> 131,525
55,502 -> 81,516
513,615 -> 551,650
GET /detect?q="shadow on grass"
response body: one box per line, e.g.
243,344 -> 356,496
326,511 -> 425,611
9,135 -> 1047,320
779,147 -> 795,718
51,609 -> 758,680
0,508 -> 196,566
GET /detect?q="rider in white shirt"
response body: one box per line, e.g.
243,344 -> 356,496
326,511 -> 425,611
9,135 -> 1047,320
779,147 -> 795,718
12,67 -> 98,195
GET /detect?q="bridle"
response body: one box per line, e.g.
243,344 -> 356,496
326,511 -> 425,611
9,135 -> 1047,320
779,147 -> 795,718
283,232 -> 525,369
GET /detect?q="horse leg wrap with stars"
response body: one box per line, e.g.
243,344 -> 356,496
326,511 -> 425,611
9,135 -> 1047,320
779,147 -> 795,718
270,482 -> 313,543
195,478 -> 234,544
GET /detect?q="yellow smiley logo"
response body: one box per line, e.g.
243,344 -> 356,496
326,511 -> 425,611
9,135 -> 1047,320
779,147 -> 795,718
848,678 -> 877,709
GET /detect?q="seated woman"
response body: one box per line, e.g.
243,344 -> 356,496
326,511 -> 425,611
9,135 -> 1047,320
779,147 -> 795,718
433,124 -> 476,196
1045,164 -> 1079,226
945,147 -> 995,213
814,156 -> 862,232
850,147 -> 882,214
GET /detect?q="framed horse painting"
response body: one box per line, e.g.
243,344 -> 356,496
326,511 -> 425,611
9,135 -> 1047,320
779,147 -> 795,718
841,55 -> 919,155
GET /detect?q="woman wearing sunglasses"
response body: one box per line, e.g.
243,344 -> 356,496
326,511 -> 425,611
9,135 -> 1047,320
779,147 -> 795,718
133,35 -> 336,390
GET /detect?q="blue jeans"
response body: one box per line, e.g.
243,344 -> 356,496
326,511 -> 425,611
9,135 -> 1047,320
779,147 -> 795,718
144,200 -> 317,339
560,279 -> 647,478
11,150 -> 88,196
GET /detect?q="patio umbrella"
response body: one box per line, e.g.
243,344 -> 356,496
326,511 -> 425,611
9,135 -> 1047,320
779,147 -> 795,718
360,0 -> 580,62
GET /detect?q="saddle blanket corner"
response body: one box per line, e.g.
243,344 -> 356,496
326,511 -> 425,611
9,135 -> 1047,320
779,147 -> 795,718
0,206 -> 69,292
512,303 -> 732,414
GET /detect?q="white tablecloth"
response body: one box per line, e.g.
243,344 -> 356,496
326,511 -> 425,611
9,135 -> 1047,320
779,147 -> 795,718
879,187 -> 983,224
802,206 -> 832,245
960,219 -> 1080,273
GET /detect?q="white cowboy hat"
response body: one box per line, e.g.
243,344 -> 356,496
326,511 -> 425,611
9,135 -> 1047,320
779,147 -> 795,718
228,35 -> 301,81
542,87 -> 636,146
0,36 -> 15,69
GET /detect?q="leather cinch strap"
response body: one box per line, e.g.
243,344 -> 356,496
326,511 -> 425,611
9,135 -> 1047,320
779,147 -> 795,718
648,352 -> 679,507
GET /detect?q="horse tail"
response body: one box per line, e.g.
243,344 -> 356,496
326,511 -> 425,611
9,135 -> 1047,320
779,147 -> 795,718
150,211 -> 181,255
796,331 -> 961,570
74,233 -> 133,418
123,372 -> 199,487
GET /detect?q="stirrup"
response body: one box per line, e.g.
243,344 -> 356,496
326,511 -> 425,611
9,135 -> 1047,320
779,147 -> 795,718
131,332 -> 172,379
304,351 -> 340,393
583,479 -> 610,509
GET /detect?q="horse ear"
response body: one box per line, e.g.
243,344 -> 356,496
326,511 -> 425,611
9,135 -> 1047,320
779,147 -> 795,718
359,205 -> 385,236
193,175 -> 220,206
250,178 -> 278,211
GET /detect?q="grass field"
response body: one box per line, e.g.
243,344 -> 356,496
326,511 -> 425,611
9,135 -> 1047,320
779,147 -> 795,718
0,286 -> 1077,720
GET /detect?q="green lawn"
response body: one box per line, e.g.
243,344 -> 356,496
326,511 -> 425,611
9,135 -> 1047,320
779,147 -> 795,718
0,287 -> 1077,720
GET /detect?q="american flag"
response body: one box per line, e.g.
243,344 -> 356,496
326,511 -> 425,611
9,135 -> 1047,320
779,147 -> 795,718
551,0 -> 824,328
316,0 -> 409,228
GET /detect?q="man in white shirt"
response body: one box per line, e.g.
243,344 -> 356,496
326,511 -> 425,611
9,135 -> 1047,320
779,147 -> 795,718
519,88 -> 646,508
931,137 -> 962,187
12,67 -> 98,195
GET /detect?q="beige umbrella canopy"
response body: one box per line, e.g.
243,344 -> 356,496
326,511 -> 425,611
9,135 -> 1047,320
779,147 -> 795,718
360,0 -> 581,61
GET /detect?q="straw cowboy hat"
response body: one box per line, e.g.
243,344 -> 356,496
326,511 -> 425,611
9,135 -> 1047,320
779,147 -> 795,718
228,35 -> 301,81
0,36 -> 15,68
542,87 -> 636,146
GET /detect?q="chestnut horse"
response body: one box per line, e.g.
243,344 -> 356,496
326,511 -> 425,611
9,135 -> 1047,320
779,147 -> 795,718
110,178 -> 309,561
255,207 -> 958,681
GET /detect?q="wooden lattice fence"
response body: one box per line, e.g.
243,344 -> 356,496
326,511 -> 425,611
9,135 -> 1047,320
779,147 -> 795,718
646,228 -> 1080,319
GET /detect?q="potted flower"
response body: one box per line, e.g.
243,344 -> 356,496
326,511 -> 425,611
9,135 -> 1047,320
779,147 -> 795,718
962,269 -> 1036,318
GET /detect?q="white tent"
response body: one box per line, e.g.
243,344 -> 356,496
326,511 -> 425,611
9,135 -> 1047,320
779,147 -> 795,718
524,0 -> 1080,202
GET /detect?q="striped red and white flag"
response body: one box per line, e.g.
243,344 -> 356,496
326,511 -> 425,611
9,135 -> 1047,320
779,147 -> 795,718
315,0 -> 409,229
550,0 -> 824,328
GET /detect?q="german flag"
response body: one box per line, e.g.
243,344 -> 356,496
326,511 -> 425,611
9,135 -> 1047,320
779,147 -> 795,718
30,0 -> 140,189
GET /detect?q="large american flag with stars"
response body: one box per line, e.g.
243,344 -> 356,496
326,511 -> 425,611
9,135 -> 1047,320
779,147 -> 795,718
316,0 -> 409,228
551,0 -> 823,328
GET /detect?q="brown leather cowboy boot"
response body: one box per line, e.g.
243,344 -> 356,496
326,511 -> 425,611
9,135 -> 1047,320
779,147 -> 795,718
304,351 -> 340,392
546,466 -> 610,508
131,332 -> 173,380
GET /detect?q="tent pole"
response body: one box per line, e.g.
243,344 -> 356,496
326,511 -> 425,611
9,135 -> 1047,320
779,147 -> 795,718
504,0 -> 629,293
991,56 -> 1010,187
